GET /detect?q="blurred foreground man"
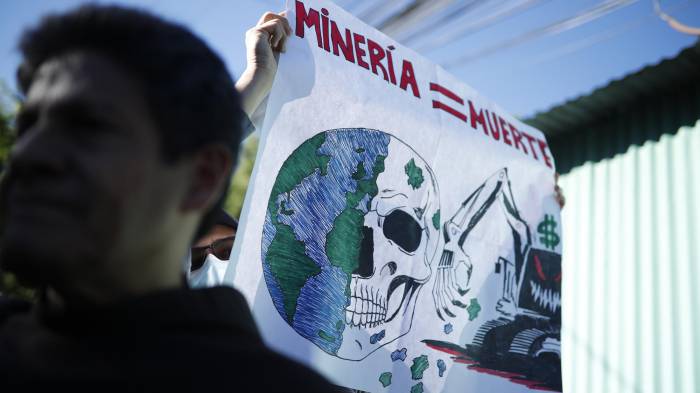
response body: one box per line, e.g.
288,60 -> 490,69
0,5 -> 334,392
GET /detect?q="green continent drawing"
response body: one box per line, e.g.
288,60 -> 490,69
318,330 -> 335,343
267,133 -> 331,223
265,133 -> 330,322
411,382 -> 424,393
404,158 -> 424,189
432,210 -> 441,230
261,129 -> 392,357
467,298 -> 481,321
378,372 -> 392,387
326,156 -> 386,293
267,216 -> 322,322
410,355 -> 429,380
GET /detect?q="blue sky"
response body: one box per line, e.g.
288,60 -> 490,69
1,0 -> 698,117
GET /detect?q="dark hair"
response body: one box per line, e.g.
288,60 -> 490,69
16,4 -> 244,238
216,209 -> 238,230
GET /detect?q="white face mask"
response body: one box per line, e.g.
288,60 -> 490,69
188,253 -> 229,288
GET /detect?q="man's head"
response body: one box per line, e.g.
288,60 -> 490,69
0,5 -> 244,304
188,209 -> 238,288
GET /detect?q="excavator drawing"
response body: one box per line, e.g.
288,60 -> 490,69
425,168 -> 562,391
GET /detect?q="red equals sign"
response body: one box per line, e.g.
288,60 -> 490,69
430,82 -> 466,122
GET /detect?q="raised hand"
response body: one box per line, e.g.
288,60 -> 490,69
236,11 -> 292,118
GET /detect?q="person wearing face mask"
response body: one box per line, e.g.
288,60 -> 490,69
179,9 -> 285,289
187,209 -> 238,288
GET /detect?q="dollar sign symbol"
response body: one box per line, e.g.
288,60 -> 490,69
537,214 -> 560,250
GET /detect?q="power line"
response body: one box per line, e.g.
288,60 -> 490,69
415,0 -> 550,53
653,0 -> 700,35
378,0 -> 456,36
442,0 -> 639,69
398,0 -> 491,44
522,0 -> 694,67
358,0 -> 407,25
521,14 -> 649,68
338,0 -> 372,14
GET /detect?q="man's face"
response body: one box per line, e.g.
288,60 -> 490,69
190,224 -> 236,272
0,52 -> 192,293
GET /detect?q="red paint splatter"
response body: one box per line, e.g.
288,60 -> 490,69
465,363 -> 560,392
427,342 -> 561,392
424,342 -> 463,357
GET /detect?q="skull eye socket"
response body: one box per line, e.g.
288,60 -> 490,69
382,209 -> 423,253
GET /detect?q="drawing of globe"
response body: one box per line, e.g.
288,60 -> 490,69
261,128 -> 392,356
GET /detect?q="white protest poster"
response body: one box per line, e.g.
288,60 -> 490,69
226,1 -> 563,391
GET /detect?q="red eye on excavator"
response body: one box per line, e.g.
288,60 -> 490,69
535,254 -> 562,283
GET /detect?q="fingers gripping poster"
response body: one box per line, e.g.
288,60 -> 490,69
226,1 -> 563,391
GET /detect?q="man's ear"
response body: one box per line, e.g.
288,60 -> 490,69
181,144 -> 233,212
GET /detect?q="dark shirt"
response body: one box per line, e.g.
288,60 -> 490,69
0,286 -> 336,392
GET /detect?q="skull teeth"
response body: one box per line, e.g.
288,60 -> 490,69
353,311 -> 362,326
345,298 -> 387,328
345,280 -> 387,328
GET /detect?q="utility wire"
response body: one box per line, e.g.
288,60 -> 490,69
378,0 -> 456,36
340,0 -> 372,14
523,18 -> 648,67
523,0 -> 694,67
416,0 -> 550,52
358,0 -> 406,25
653,0 -> 700,35
398,0 -> 491,44
442,0 -> 639,69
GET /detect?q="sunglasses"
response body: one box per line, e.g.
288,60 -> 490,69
190,236 -> 235,271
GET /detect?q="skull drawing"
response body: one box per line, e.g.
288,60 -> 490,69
338,137 -> 440,360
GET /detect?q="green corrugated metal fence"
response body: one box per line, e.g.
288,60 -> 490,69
559,120 -> 699,393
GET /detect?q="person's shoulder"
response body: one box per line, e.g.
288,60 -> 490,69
196,340 -> 338,392
255,347 -> 328,379
0,296 -> 32,325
